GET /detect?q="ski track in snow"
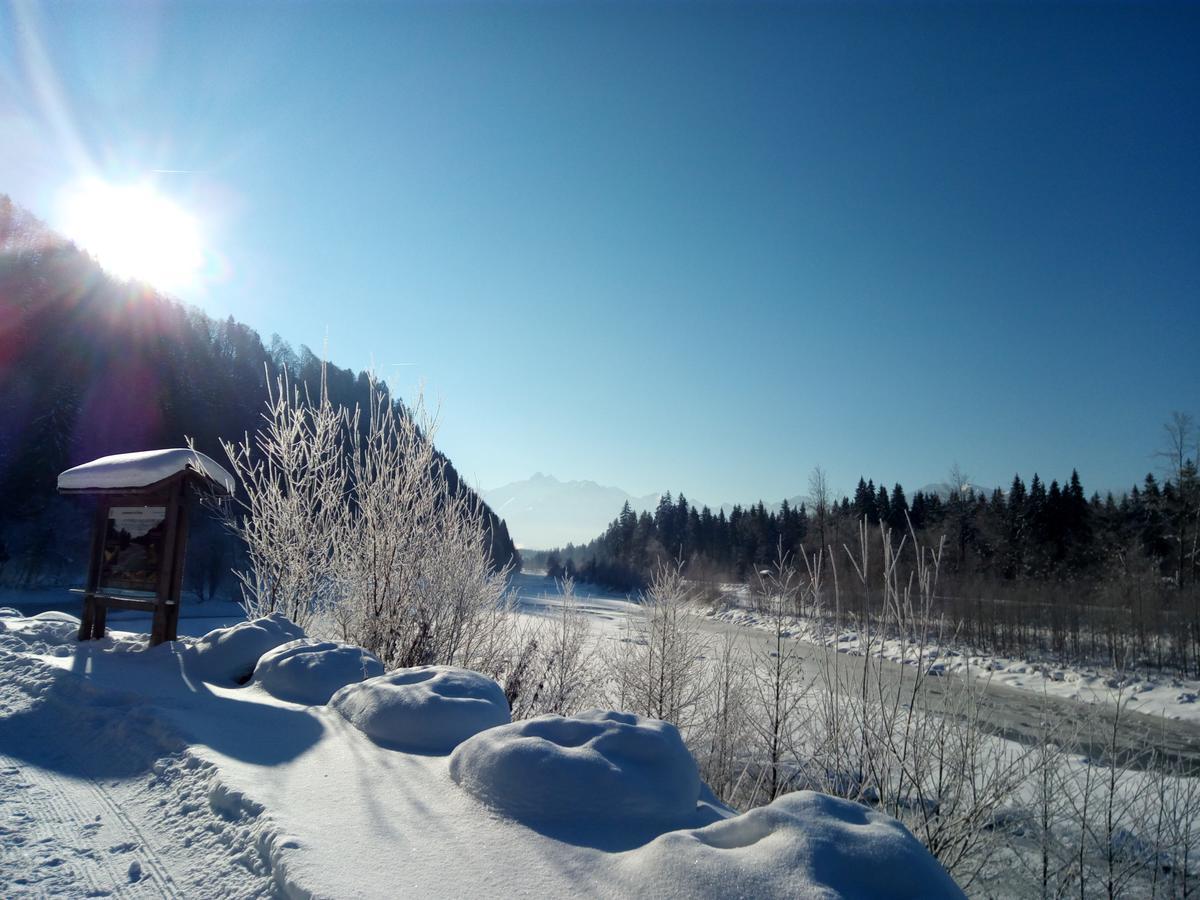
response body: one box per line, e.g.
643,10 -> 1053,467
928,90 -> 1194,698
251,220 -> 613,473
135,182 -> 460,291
0,643 -> 280,899
0,749 -> 176,898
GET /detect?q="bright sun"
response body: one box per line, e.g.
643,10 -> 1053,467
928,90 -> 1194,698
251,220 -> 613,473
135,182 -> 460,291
59,178 -> 204,292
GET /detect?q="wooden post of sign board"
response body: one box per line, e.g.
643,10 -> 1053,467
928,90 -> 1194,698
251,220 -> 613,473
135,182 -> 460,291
149,479 -> 189,645
165,481 -> 190,642
77,502 -> 109,642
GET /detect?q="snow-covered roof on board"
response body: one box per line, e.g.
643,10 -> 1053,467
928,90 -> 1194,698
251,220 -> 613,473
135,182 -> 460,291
57,448 -> 235,495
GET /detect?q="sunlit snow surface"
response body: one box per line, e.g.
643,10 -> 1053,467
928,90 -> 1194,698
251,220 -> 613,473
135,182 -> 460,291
331,665 -> 511,754
0,607 -> 963,898
254,639 -> 384,705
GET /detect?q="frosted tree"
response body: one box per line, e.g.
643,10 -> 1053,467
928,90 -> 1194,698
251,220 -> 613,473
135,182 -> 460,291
748,551 -> 810,802
506,577 -> 602,720
605,561 -> 709,732
222,366 -> 513,669
333,378 -> 513,670
807,465 -> 832,551
537,577 -> 600,716
698,629 -> 751,804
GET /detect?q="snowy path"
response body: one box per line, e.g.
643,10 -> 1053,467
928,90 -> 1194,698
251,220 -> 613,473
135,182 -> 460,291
0,750 -> 192,898
0,635 -> 279,898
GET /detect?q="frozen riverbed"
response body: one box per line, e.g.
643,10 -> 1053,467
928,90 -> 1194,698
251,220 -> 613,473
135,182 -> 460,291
513,573 -> 1200,770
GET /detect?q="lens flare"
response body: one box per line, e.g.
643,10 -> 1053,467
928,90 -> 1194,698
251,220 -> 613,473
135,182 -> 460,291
59,178 -> 204,293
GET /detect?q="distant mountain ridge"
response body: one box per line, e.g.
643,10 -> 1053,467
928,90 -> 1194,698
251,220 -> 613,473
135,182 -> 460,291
482,474 -> 662,550
484,473 -> 815,550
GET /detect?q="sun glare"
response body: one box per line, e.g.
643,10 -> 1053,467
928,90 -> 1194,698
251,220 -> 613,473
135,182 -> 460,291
59,178 -> 205,293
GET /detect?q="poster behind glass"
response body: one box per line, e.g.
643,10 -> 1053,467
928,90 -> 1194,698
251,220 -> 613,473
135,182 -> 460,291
100,506 -> 167,594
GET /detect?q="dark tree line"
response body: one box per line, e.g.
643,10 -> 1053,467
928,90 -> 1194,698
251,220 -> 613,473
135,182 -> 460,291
0,196 -> 518,589
537,465 -> 1196,593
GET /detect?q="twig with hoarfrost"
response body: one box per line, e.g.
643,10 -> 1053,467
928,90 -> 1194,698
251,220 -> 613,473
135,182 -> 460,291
220,366 -> 346,628
604,561 -> 710,734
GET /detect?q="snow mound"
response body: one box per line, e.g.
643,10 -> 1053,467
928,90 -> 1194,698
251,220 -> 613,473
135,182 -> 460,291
252,639 -> 384,705
0,613 -> 150,658
618,790 -> 964,899
57,448 -> 235,494
0,613 -> 81,656
331,666 -> 510,754
449,710 -> 700,824
190,614 -> 306,685
32,610 -> 82,624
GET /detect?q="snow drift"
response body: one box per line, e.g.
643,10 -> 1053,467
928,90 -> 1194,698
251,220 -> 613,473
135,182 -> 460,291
252,639 -> 384,705
449,710 -> 700,825
619,790 -> 965,899
189,614 -> 306,684
330,666 -> 510,753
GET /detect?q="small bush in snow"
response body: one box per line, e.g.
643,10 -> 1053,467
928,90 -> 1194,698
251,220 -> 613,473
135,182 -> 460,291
604,562 -> 709,732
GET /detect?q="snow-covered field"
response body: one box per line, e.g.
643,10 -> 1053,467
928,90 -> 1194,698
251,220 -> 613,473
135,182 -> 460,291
0,602 -> 962,898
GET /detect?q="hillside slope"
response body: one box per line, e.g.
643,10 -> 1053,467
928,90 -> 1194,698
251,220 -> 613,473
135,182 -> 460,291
0,195 -> 517,587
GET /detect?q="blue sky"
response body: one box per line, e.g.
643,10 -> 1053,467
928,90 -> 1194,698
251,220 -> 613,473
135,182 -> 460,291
2,1 -> 1197,504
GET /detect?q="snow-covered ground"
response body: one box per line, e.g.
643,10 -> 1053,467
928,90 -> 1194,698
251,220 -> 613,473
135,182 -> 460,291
0,604 -> 963,898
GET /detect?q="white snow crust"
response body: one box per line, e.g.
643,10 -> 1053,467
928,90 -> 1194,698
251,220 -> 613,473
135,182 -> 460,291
252,639 -> 383,705
57,448 -> 235,494
450,710 -> 701,824
331,665 -> 510,753
189,613 -> 307,684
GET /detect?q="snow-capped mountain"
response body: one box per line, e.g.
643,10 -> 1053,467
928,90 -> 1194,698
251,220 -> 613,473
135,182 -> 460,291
482,473 -> 661,550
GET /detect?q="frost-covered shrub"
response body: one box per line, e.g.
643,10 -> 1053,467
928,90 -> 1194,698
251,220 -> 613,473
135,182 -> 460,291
604,564 -> 709,732
221,370 -> 514,673
449,710 -> 700,824
190,614 -> 306,684
619,790 -> 964,900
331,666 -> 509,753
252,639 -> 383,705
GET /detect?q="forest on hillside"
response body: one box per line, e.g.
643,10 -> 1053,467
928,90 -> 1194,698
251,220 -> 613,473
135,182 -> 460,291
0,196 -> 518,592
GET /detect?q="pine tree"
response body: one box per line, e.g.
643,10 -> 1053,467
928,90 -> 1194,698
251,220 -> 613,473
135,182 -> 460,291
876,484 -> 891,532
1003,475 -> 1028,578
888,483 -> 909,534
